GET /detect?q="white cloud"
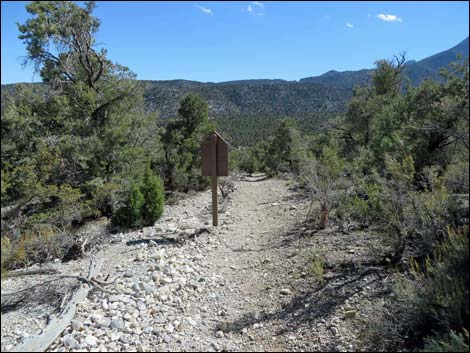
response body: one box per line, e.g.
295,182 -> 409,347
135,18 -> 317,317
346,22 -> 354,28
197,5 -> 213,15
247,2 -> 265,16
377,13 -> 402,22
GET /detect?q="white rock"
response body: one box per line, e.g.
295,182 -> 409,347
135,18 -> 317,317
71,319 -> 83,331
106,342 -> 118,350
151,272 -> 161,283
280,288 -> 291,295
110,318 -> 124,330
96,318 -> 111,328
159,286 -> 170,295
165,323 -> 174,334
154,250 -> 167,261
161,277 -> 173,284
143,284 -> 156,294
84,335 -> 98,347
91,313 -> 103,322
109,294 -> 125,303
64,335 -> 79,349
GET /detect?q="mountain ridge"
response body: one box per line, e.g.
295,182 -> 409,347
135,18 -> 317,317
299,37 -> 469,89
2,37 -> 467,127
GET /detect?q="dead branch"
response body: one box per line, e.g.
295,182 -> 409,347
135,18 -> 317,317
4,268 -> 59,278
11,256 -> 104,352
219,176 -> 236,199
241,175 -> 269,182
2,274 -> 119,297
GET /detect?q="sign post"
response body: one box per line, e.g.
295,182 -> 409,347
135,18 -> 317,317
201,131 -> 228,226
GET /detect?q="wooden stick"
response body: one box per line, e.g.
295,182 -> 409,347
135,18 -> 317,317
212,133 -> 218,226
212,175 -> 218,226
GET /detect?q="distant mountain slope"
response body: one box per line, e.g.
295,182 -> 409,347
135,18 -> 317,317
142,80 -> 351,119
405,37 -> 469,84
300,37 -> 469,89
1,80 -> 350,120
299,69 -> 371,90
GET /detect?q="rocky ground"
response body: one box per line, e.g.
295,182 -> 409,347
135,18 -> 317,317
1,176 -> 394,352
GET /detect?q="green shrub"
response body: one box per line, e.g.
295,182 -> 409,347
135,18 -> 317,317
391,226 -> 470,349
111,168 -> 165,229
111,184 -> 145,228
238,142 -> 269,174
338,178 -> 385,226
358,227 -> 469,352
309,249 -> 325,284
141,167 -> 165,226
421,330 -> 469,352
443,161 -> 470,194
83,178 -> 120,218
409,226 -> 469,332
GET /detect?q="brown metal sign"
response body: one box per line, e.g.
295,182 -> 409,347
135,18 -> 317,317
200,131 -> 229,226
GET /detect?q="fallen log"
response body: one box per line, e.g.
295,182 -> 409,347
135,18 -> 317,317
4,268 -> 59,278
240,175 -> 269,182
11,256 -> 104,352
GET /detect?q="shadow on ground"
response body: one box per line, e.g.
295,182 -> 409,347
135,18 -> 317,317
217,219 -> 391,336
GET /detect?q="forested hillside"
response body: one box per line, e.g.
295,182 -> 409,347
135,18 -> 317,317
2,79 -> 350,146
142,79 -> 350,119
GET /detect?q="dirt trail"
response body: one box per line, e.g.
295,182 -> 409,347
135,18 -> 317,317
170,177 -> 310,352
2,176 -> 389,352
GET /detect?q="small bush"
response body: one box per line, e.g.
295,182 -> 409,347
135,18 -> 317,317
360,226 -> 470,351
310,255 -> 324,284
1,226 -> 72,271
421,330 -> 469,352
443,161 -> 470,194
405,226 -> 469,338
308,248 -> 326,283
111,168 -> 165,229
111,184 -> 144,229
338,178 -> 385,227
300,147 -> 347,228
141,167 -> 165,226
83,178 -> 120,218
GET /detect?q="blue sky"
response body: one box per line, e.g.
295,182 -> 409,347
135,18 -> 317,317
1,1 -> 468,84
